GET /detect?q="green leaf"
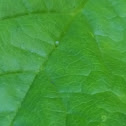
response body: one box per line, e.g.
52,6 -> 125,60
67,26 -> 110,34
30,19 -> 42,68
0,0 -> 126,126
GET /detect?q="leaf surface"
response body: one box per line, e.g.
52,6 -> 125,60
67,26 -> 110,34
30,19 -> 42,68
0,0 -> 126,126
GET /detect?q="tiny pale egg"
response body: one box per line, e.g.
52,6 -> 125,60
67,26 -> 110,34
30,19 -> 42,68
55,41 -> 59,47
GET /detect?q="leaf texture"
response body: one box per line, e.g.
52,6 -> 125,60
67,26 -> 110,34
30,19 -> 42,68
0,0 -> 126,126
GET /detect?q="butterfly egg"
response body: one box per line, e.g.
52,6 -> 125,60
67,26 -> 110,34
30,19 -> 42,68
55,41 -> 59,47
